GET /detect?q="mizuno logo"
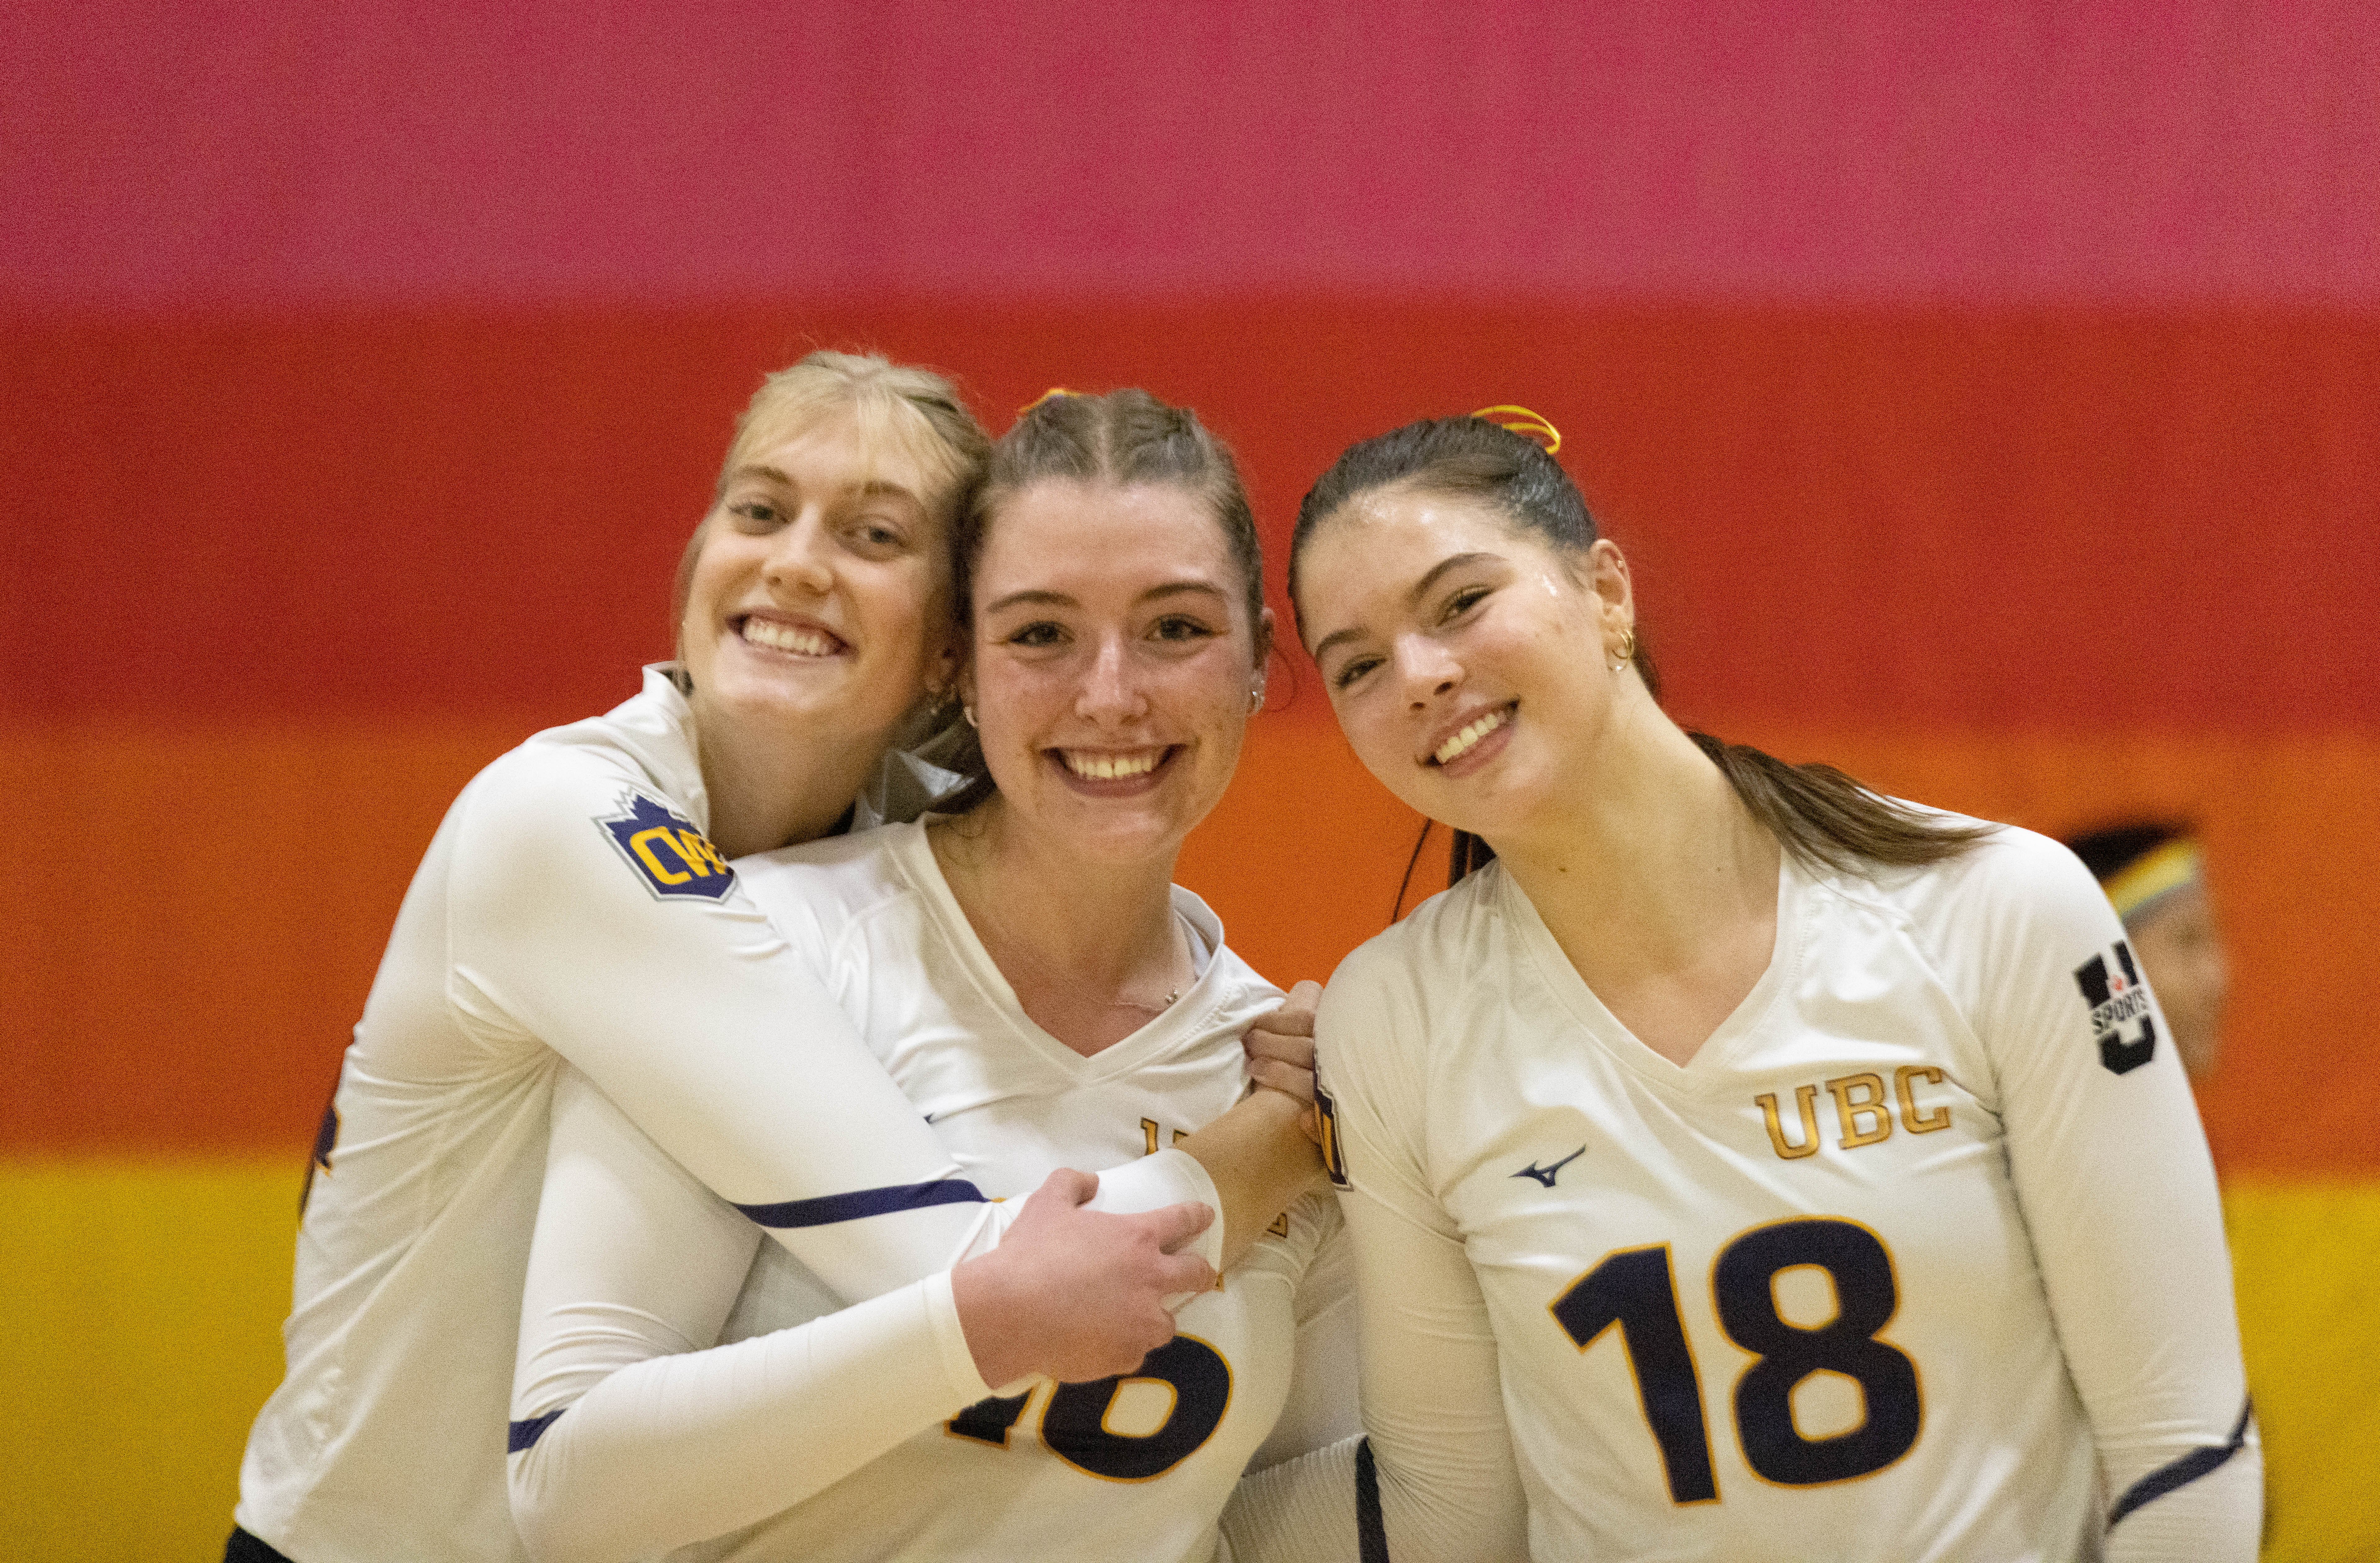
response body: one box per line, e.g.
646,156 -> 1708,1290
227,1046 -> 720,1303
1511,1145 -> 1586,1187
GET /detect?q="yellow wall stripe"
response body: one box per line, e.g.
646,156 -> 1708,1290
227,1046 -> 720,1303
4,1159 -> 297,1556
4,1159 -> 2374,1556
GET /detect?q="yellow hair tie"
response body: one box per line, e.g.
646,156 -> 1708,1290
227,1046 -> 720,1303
2104,839 -> 2203,924
1019,386 -> 1084,416
1471,404 -> 1560,454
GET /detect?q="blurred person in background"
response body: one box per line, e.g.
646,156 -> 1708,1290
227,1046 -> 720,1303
2064,822 -> 2230,1083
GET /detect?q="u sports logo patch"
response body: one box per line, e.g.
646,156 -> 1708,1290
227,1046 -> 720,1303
599,793 -> 735,901
2074,939 -> 2158,1076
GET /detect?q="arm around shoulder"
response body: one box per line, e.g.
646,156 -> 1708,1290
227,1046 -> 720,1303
510,1066 -> 992,1563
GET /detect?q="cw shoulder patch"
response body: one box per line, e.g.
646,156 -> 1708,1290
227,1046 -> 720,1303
1315,1083 -> 1351,1190
2074,939 -> 2158,1076
599,793 -> 735,901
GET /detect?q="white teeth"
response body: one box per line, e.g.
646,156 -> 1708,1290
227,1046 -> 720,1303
1433,707 -> 1510,765
742,618 -> 838,657
1063,750 -> 1163,781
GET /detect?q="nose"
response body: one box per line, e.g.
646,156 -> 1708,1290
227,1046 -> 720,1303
762,512 -> 837,597
1074,632 -> 1150,723
1393,634 -> 1461,708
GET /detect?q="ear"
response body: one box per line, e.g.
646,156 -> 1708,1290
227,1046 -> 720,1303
1587,539 -> 1633,627
928,636 -> 962,700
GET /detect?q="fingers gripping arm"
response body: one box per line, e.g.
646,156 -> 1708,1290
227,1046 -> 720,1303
513,1071 -> 1225,1561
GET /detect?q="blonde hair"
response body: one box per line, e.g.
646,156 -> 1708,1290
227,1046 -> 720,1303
671,351 -> 992,637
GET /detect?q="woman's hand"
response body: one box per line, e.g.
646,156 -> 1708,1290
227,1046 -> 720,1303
951,1168 -> 1215,1387
1244,980 -> 1323,1142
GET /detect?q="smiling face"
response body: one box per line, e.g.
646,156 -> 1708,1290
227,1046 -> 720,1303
963,478 -> 1267,865
678,410 -> 955,752
1298,484 -> 1633,841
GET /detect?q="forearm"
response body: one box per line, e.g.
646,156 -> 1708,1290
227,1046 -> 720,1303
512,1279 -> 985,1562
1176,1086 -> 1327,1272
512,1069 -> 995,1561
2103,1423 -> 2262,1563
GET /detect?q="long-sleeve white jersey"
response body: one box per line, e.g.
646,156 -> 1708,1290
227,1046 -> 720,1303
509,821 -> 1356,1563
1225,822 -> 2256,1563
234,668 -> 1221,1563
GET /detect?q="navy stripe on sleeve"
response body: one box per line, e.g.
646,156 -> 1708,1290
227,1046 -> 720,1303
732,1178 -> 987,1229
2109,1395 -> 2255,1527
508,1409 -> 565,1453
1355,1435 -> 1391,1563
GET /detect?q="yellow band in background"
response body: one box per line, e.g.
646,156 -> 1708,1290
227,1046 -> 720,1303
2105,838 -> 2203,923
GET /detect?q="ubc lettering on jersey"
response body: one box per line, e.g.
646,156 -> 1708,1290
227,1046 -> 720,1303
1755,1067 -> 1953,1160
598,792 -> 735,901
2073,940 -> 2158,1075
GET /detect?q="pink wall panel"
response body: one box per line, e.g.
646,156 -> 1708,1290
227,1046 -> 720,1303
7,1 -> 2377,308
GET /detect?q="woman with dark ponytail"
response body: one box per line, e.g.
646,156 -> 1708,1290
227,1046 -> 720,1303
1223,415 -> 2256,1561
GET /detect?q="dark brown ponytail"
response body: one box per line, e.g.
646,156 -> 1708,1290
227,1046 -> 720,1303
1446,733 -> 1992,888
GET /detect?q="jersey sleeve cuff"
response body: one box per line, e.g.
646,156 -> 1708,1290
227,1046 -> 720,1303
921,1266 -> 1001,1404
1088,1147 -> 1226,1299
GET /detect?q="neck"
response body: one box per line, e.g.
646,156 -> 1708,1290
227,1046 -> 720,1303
931,799 -> 1189,1056
1487,686 -> 1778,972
692,694 -> 887,858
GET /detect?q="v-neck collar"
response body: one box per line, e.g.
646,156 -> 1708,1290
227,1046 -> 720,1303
1497,849 -> 1807,1092
887,823 -> 1231,1082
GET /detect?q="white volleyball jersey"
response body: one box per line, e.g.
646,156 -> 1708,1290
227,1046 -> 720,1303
507,822 -> 1355,1563
236,669 -> 1218,1563
1296,825 -> 2254,1563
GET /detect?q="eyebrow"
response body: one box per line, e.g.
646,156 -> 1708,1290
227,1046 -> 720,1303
980,580 -> 1230,618
1308,552 -> 1501,665
726,465 -> 923,506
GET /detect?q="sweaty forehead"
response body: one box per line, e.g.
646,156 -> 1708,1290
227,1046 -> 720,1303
730,406 -> 951,511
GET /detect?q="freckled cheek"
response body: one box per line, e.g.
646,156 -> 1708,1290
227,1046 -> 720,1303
973,660 -> 1073,748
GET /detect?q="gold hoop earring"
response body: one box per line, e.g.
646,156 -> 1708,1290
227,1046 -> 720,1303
1613,626 -> 1637,670
1249,686 -> 1266,714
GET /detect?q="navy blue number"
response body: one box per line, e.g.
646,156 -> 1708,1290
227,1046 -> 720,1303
1550,1245 -> 1718,1503
944,1386 -> 1032,1447
1713,1219 -> 1920,1485
945,1334 -> 1231,1481
1551,1220 -> 1924,1503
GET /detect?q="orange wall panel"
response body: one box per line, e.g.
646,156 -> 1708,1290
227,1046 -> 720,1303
15,713 -> 2365,1176
0,721 -> 523,1151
